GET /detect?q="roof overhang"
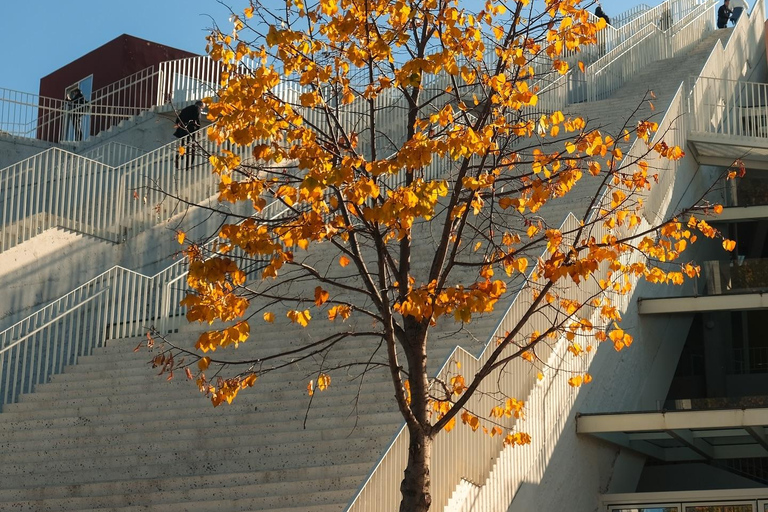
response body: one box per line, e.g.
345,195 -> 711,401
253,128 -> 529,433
577,408 -> 768,461
638,292 -> 768,314
688,131 -> 768,170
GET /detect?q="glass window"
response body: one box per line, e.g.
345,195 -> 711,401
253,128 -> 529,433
611,507 -> 679,512
685,505 -> 754,512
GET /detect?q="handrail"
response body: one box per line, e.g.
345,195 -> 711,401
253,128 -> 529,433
0,56 -> 220,144
0,118 -> 254,253
0,287 -> 109,405
688,0 -> 765,135
78,141 -> 147,167
576,0 -> 716,103
0,288 -> 108,357
528,0 -> 713,111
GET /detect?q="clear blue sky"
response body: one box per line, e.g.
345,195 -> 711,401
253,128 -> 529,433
0,0 -> 648,97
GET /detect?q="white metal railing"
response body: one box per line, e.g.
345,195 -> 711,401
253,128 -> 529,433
613,4 -> 653,27
0,130 -> 253,253
0,138 -> 451,409
528,0 -> 713,111
0,57 -> 221,145
576,0 -> 716,104
581,23 -> 666,103
78,141 -> 147,167
0,87 -> 145,144
0,262 -> 185,406
157,57 -> 224,105
688,0 -> 766,135
690,77 -> 768,137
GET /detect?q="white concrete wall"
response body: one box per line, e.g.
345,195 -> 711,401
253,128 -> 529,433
75,110 -> 180,156
506,123 -> 727,512
0,135 -> 56,170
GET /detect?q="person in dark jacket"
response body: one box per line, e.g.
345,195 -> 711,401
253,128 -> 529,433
66,88 -> 87,141
595,4 -> 611,25
174,101 -> 204,170
717,0 -> 733,28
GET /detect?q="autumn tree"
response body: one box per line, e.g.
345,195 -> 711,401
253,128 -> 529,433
159,0 -> 734,510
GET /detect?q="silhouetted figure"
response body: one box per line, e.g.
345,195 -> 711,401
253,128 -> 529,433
174,100 -> 204,170
659,6 -> 673,31
595,5 -> 611,25
717,0 -> 734,28
66,88 -> 87,141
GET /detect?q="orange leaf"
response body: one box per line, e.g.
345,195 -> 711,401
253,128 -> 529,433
314,287 -> 329,307
339,255 -> 351,267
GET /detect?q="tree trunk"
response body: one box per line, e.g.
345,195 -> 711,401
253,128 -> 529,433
399,427 -> 433,512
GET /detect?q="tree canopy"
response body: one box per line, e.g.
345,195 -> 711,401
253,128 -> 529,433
157,0 -> 736,509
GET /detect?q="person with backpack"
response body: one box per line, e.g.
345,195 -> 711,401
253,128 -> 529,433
718,0 -> 734,29
174,100 -> 204,170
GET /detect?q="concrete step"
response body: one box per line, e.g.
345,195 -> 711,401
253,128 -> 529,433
0,392 -> 400,424
0,436 -> 389,485
1,480 -> 356,512
0,420 -> 398,455
71,496 -> 348,512
0,462 -> 369,501
8,384 -> 397,419
0,408 -> 401,441
18,369 -> 391,406
0,426 -> 396,466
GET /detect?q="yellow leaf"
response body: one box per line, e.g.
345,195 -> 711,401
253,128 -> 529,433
198,357 -> 211,371
263,312 -> 275,323
176,231 -> 186,245
307,380 -> 314,396
287,309 -> 312,327
317,373 -> 331,391
178,146 -> 186,156
723,239 -> 736,251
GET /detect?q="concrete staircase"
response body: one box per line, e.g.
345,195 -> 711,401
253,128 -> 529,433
537,28 -> 733,227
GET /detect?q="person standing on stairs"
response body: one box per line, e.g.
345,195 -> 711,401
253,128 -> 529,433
717,0 -> 734,29
174,100 -> 204,170
595,4 -> 610,25
65,88 -> 86,141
